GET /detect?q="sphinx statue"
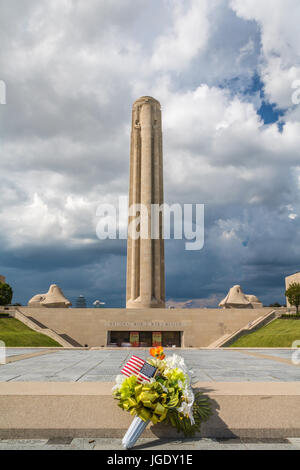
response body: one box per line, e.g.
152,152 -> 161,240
219,285 -> 262,309
28,284 -> 72,308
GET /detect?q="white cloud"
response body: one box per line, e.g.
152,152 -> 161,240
231,0 -> 300,108
1,0 -> 300,305
151,0 -> 211,71
154,83 -> 300,208
0,191 -> 98,248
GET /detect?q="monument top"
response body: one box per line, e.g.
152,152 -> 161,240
133,96 -> 161,107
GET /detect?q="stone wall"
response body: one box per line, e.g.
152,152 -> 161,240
17,307 -> 271,348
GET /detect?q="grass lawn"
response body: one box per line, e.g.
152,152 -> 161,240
0,317 -> 61,347
229,318 -> 300,347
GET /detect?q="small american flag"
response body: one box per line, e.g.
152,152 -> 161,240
121,355 -> 157,383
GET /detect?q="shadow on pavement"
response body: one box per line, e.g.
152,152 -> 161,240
133,387 -> 237,449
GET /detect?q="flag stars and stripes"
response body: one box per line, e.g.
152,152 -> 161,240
121,355 -> 157,383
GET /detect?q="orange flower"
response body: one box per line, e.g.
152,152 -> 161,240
150,346 -> 165,360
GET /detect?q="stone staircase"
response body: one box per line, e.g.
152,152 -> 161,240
208,309 -> 279,348
9,308 -> 81,348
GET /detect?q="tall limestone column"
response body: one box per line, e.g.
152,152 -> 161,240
126,96 -> 165,309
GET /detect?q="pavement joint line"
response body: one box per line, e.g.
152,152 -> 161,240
199,369 -> 214,381
1,349 -> 58,365
6,375 -> 21,382
49,351 -> 98,375
236,350 -> 299,367
75,358 -> 110,382
57,358 -> 104,381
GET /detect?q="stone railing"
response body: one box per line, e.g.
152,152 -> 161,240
208,309 -> 279,348
10,308 -> 76,347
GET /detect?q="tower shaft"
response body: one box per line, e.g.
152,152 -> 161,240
126,96 -> 165,308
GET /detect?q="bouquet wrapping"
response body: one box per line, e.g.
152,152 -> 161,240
122,416 -> 149,449
113,347 -> 212,449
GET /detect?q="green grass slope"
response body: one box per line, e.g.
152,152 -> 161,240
0,317 -> 61,347
229,319 -> 300,347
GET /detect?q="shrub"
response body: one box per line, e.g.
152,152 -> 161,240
280,314 -> 300,320
0,282 -> 13,305
285,282 -> 300,315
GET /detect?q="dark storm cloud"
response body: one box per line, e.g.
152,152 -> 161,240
0,240 -> 126,271
1,0 -> 300,307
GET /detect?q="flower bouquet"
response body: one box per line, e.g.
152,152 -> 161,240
112,346 -> 212,449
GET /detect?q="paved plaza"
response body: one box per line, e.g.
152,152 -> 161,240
0,348 -> 299,450
0,348 -> 299,382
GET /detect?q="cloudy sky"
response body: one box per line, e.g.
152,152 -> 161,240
1,0 -> 300,307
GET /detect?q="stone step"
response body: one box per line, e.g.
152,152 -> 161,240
209,310 -> 279,348
0,382 -> 299,439
11,310 -> 77,348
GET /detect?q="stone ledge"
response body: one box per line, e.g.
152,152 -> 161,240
0,382 -> 300,439
1,381 -> 299,395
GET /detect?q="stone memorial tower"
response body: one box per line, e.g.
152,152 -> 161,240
126,96 -> 165,308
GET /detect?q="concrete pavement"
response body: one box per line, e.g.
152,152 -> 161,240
1,348 -> 299,441
0,348 -> 299,382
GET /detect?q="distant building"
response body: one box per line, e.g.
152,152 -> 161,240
285,272 -> 300,307
93,300 -> 105,308
76,295 -> 87,308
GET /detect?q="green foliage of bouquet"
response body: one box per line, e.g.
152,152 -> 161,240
113,347 -> 212,437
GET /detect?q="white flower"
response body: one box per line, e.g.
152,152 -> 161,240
177,396 -> 195,426
177,401 -> 190,415
178,380 -> 184,389
177,385 -> 195,425
112,374 -> 125,391
164,354 -> 193,383
182,383 -> 194,400
165,354 -> 186,371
